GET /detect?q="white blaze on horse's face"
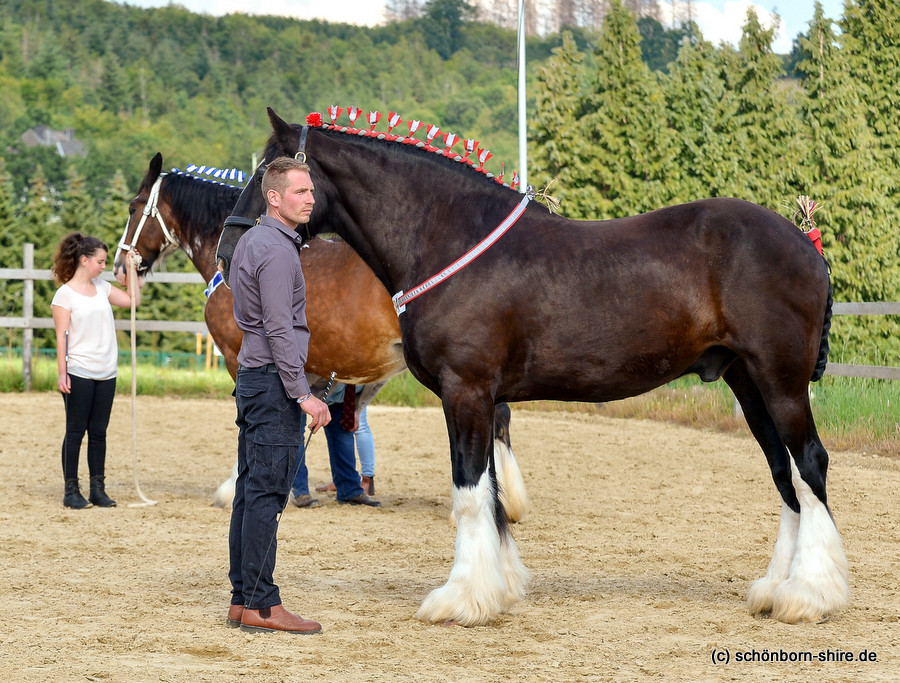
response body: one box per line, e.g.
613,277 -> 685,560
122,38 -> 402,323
115,174 -> 180,282
113,211 -> 134,285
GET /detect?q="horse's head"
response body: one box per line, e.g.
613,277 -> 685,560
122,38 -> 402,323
217,108 -> 340,284
229,109 -> 303,219
114,152 -> 181,284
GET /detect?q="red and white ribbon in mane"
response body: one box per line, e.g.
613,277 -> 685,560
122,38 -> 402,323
463,138 -> 478,162
392,187 -> 534,315
476,148 -> 493,169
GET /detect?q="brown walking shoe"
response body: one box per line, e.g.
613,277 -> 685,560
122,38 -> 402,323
226,604 -> 244,628
240,604 -> 322,634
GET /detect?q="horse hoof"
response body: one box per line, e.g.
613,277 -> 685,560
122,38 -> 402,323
746,576 -> 779,616
770,575 -> 849,624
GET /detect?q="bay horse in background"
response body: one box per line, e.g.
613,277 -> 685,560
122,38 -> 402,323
112,154 -> 528,519
112,153 -> 405,384
217,107 -> 847,627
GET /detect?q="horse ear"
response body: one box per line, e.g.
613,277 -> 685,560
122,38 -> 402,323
149,152 -> 163,180
267,107 -> 297,151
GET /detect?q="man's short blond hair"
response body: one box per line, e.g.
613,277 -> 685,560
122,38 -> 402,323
261,157 -> 311,200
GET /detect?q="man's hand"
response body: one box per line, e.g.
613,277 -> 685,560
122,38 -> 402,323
299,395 -> 331,433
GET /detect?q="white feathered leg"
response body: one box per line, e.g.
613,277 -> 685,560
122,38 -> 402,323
769,457 -> 849,623
213,459 -> 238,508
416,471 -> 529,626
747,501 -> 799,615
449,437 -> 529,525
494,437 -> 528,523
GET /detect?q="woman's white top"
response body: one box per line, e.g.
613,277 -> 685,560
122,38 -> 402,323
51,279 -> 118,380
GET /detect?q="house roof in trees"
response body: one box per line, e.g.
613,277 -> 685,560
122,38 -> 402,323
20,126 -> 87,158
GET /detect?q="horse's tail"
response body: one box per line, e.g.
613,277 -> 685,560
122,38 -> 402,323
811,269 -> 833,383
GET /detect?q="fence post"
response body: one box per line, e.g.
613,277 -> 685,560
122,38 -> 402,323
22,243 -> 34,392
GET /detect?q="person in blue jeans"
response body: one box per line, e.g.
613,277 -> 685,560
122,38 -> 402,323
355,407 -> 376,495
291,382 -> 380,508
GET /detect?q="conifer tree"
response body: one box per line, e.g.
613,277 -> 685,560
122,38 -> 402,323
98,169 -> 131,249
720,8 -> 805,206
99,58 -> 129,114
841,0 -> 900,167
530,31 -> 586,210
0,159 -> 18,258
60,167 -> 97,236
0,160 -> 21,321
663,34 -> 740,201
800,2 -> 900,360
570,0 -> 676,218
20,166 -> 58,347
20,166 -> 57,267
420,0 -> 477,59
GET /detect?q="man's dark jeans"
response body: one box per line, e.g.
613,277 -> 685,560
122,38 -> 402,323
228,368 -> 303,609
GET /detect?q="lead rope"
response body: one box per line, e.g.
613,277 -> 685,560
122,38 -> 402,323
126,252 -> 157,508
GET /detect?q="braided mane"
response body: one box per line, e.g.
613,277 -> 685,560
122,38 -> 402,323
305,108 -> 522,192
161,170 -> 243,246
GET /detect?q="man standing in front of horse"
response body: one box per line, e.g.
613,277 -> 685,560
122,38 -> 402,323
226,156 -> 331,634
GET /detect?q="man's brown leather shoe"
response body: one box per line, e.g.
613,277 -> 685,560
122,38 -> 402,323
226,604 -> 244,628
240,604 -> 322,634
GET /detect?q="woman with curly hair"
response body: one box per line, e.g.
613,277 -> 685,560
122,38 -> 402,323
50,233 -> 143,509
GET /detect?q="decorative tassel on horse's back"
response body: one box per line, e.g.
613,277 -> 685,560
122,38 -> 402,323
534,178 -> 562,215
792,195 -> 823,255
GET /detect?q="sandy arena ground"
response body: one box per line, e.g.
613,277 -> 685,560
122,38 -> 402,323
0,392 -> 897,681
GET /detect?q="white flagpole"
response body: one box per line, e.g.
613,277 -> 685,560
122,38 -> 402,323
517,0 -> 528,189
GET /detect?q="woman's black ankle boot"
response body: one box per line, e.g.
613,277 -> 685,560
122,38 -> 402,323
63,478 -> 91,509
89,475 -> 116,507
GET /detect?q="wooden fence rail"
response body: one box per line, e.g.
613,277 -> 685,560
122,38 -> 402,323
3,245 -> 899,389
1,244 -> 207,390
825,302 -> 900,381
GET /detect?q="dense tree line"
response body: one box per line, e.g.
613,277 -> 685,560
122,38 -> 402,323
0,0 -> 897,364
532,0 -> 900,363
0,0 -> 550,352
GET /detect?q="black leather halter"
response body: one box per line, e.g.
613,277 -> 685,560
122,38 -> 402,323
222,125 -> 310,231
294,125 -> 309,163
216,126 -> 311,285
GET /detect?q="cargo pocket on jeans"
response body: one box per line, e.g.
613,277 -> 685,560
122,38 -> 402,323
235,380 -> 267,400
250,426 -> 299,491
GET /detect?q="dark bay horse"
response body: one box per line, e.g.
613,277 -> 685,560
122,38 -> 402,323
218,107 -> 847,627
113,155 -> 527,519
